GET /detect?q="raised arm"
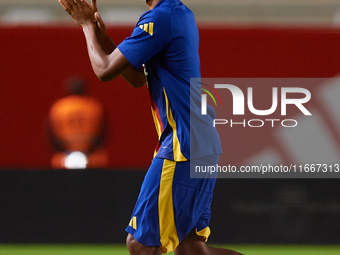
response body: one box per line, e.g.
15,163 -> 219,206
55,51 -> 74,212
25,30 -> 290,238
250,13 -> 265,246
92,12 -> 146,87
59,0 -> 146,88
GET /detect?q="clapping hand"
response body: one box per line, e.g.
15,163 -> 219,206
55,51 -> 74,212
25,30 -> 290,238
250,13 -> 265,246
59,0 -> 96,27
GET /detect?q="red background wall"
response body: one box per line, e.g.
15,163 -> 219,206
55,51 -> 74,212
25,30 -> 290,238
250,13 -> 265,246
1,25 -> 340,169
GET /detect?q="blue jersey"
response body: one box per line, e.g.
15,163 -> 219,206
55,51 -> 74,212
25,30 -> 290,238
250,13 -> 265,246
118,0 -> 221,161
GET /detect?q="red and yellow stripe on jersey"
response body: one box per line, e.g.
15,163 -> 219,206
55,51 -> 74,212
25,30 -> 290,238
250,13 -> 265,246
118,0 -> 222,161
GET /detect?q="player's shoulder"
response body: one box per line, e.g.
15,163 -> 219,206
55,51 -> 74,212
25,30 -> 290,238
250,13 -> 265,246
136,9 -> 171,37
137,3 -> 174,26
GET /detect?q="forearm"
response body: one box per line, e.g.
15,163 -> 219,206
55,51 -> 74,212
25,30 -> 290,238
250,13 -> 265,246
121,66 -> 146,88
95,26 -> 116,54
96,33 -> 145,87
58,0 -> 144,84
83,23 -> 115,80
83,23 -> 146,87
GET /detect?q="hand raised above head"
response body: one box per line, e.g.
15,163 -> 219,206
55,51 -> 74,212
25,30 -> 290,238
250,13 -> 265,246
59,0 -> 96,27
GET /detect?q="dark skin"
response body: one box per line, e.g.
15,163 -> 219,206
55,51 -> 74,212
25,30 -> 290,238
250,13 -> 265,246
59,0 -> 146,87
59,1 -> 244,254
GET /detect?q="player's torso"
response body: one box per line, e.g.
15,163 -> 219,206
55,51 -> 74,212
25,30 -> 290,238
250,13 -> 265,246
145,1 -> 200,161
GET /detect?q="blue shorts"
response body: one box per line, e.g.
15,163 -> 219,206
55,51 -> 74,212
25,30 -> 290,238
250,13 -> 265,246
126,154 -> 219,253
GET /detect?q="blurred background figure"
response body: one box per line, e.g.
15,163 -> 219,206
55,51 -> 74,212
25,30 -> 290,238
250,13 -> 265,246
47,77 -> 108,169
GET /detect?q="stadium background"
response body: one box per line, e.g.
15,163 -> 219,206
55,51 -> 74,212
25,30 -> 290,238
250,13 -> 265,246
1,0 -> 340,254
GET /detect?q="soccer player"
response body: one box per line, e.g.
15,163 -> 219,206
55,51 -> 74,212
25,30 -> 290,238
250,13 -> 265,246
59,0 -> 243,254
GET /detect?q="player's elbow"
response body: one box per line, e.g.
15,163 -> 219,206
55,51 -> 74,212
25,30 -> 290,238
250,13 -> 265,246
97,73 -> 111,82
96,69 -> 117,82
127,75 -> 147,88
129,80 -> 146,88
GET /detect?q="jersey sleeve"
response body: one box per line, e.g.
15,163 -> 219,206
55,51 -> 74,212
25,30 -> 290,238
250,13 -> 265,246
117,10 -> 171,69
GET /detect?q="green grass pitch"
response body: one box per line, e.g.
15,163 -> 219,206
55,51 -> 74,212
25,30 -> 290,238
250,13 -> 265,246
0,245 -> 340,255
